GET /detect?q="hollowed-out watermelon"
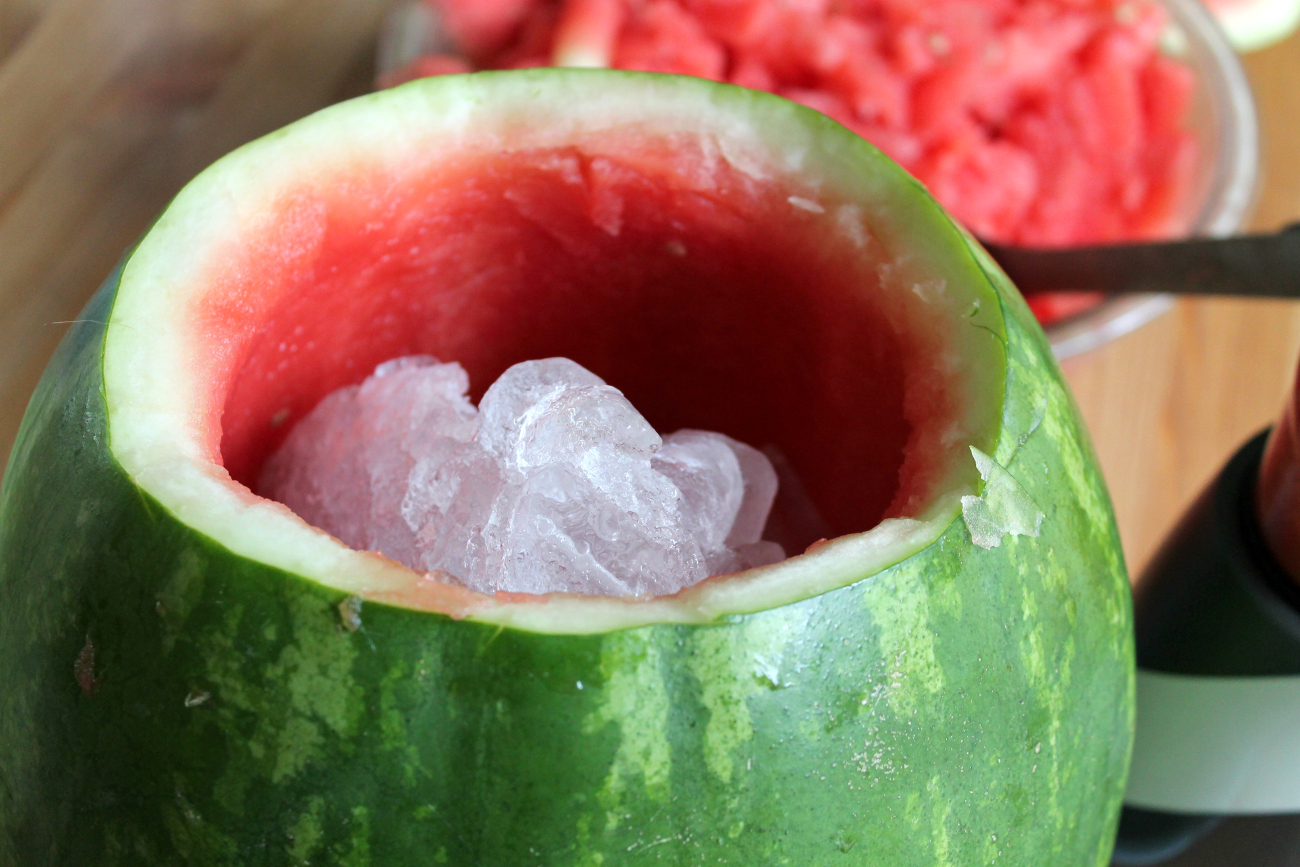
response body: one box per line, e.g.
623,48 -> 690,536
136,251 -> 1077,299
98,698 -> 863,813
0,70 -> 1131,866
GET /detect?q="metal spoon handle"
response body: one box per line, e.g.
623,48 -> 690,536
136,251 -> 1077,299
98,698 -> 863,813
983,225 -> 1300,299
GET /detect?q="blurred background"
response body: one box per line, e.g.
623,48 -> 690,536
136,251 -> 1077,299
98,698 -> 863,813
0,0 -> 1297,579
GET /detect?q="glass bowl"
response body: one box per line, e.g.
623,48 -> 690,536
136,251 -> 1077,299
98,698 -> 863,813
1046,0 -> 1258,359
375,0 -> 1259,360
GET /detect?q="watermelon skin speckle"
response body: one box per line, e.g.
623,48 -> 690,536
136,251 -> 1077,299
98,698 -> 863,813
0,71 -> 1131,866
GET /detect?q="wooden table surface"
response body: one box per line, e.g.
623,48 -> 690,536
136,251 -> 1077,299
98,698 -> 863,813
1,0 -> 1297,582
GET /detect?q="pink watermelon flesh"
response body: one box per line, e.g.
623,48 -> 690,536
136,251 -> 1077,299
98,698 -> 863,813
404,0 -> 1202,325
213,143 -> 959,555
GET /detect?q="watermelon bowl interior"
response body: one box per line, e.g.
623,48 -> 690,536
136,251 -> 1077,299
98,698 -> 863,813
0,70 -> 1133,866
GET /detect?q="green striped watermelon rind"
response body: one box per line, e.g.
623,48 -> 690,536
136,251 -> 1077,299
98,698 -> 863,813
0,70 -> 1132,866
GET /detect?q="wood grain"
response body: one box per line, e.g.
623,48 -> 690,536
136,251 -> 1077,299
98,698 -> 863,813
0,0 -> 159,206
0,0 -> 46,63
0,0 -> 386,467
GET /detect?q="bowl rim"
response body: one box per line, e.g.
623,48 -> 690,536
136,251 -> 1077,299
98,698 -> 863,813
371,0 -> 1260,360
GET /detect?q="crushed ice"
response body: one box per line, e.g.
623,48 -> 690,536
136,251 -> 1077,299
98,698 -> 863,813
260,357 -> 785,596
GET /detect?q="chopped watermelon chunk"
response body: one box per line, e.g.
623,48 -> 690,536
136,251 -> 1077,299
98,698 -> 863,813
616,1 -> 727,79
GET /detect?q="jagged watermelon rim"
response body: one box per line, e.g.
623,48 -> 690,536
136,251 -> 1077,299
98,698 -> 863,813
101,70 -> 1010,635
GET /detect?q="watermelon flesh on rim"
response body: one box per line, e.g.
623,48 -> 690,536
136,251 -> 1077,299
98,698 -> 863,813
391,0 -> 1204,327
217,144 -> 947,559
208,137 -> 977,614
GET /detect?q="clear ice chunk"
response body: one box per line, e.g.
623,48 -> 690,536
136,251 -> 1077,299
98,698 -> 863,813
259,356 -> 787,596
653,432 -> 743,545
722,437 -> 779,547
259,355 -> 479,568
477,357 -> 608,465
474,361 -> 705,596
